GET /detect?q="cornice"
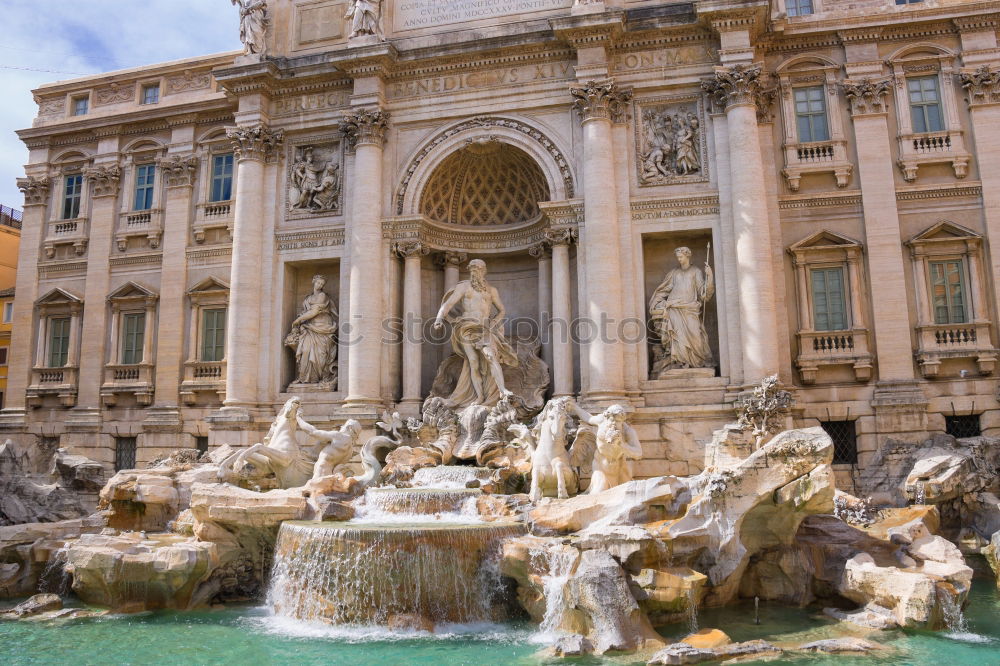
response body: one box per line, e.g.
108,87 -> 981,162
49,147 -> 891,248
387,45 -> 574,81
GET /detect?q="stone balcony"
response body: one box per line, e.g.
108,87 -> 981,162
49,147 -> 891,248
100,363 -> 155,407
897,130 -> 970,182
26,366 -> 78,407
795,328 -> 874,384
915,321 -> 997,378
781,139 -> 853,191
180,360 -> 226,405
116,209 -> 163,251
43,217 -> 88,258
193,201 -> 233,244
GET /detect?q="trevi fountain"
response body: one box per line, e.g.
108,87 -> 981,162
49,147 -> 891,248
5,0 -> 1000,664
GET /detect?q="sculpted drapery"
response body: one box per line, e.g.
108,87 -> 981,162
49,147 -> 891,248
649,246 -> 715,374
345,0 -> 383,39
285,275 -> 338,386
232,0 -> 268,55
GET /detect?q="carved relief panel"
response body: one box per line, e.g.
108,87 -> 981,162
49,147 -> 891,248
285,136 -> 343,218
634,95 -> 708,187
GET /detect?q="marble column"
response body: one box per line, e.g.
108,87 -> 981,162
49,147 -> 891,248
2,177 -> 50,417
341,108 -> 389,409
439,251 -> 466,294
570,80 -> 631,402
546,228 -> 576,397
75,164 -> 121,410
842,77 -> 915,381
396,240 -> 427,411
703,65 -> 780,384
223,125 -> 283,408
151,153 -> 198,410
961,67 -> 1000,324
530,242 -> 554,373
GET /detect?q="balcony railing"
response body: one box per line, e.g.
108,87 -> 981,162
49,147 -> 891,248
0,204 -> 22,230
916,321 -> 997,378
796,328 -> 873,384
782,139 -> 852,191
116,209 -> 163,251
193,201 -> 234,243
181,360 -> 226,405
101,363 -> 154,406
43,217 -> 89,258
27,365 -> 79,408
897,129 -> 970,181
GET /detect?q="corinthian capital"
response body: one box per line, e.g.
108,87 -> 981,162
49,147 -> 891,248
842,78 -> 892,116
435,251 -> 468,268
702,64 -> 764,110
341,108 -> 390,149
85,165 -> 122,198
17,176 -> 51,206
226,124 -> 284,162
392,240 -> 428,259
570,80 -> 633,123
157,154 -> 199,189
961,66 -> 1000,107
544,227 -> 578,247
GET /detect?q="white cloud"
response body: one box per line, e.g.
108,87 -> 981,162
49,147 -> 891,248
0,0 -> 241,207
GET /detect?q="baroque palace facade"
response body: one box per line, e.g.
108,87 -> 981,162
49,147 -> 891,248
5,0 -> 1000,489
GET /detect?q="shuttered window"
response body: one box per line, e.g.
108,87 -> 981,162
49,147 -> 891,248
929,259 -> 968,324
121,312 -> 145,365
201,308 -> 226,362
811,267 -> 847,332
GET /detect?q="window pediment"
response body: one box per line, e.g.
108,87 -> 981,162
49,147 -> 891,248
36,287 -> 83,306
907,221 -> 981,256
789,230 -> 862,263
108,281 -> 158,305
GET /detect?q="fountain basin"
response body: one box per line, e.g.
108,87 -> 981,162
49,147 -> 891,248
269,520 -> 526,626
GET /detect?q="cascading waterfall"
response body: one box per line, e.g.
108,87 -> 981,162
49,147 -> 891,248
686,586 -> 699,633
915,481 -> 927,505
37,545 -> 71,596
939,583 -> 969,634
531,545 -> 579,639
267,465 -> 525,629
268,521 -> 523,626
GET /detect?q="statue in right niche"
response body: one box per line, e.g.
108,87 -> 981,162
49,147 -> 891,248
285,275 -> 338,388
648,246 -> 715,377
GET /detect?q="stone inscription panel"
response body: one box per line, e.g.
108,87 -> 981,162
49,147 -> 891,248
273,91 -> 350,117
394,0 -> 572,32
390,61 -> 573,99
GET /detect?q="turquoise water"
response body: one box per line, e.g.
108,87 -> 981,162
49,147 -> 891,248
3,579 -> 1000,665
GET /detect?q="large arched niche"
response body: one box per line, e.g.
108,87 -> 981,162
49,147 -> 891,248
395,115 -> 575,217
420,141 -> 550,226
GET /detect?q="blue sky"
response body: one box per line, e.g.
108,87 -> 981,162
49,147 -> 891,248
0,1 -> 242,207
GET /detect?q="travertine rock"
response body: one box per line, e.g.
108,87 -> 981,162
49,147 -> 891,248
984,530 -> 1000,588
631,567 -> 707,623
798,637 -> 884,653
647,640 -> 781,665
0,515 -> 106,598
0,440 -> 100,526
1,593 -> 62,618
680,628 -> 730,649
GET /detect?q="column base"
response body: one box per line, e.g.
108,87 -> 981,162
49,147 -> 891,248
143,407 -> 183,433
871,380 -> 929,444
396,398 -> 423,418
579,390 -> 629,409
340,397 -> 387,421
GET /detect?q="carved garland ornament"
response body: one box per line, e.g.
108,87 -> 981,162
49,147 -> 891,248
570,79 -> 633,123
842,78 -> 891,116
341,108 -> 390,149
17,176 -> 51,206
961,66 -> 1000,107
396,116 -> 575,215
227,124 -> 284,162
157,155 -> 199,189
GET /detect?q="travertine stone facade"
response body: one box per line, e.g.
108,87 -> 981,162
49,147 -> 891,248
4,0 -> 1000,488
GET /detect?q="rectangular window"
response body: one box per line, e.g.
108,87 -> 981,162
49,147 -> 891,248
0,347 -> 8,365
945,414 -> 981,438
133,165 -> 155,211
821,420 -> 858,465
72,96 -> 88,116
121,312 -> 146,365
787,0 -> 814,17
210,154 -> 234,202
141,84 -> 160,105
63,174 -> 83,220
929,259 -> 968,324
201,308 -> 226,362
115,437 -> 137,471
195,436 -> 209,456
0,391 -> 4,411
896,0 -> 923,4
811,267 -> 848,331
794,86 -> 830,143
48,317 -> 71,368
3,302 -> 12,323
908,76 -> 944,133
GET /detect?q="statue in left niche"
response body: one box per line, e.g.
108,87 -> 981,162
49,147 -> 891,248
231,0 -> 268,56
285,275 -> 338,388
345,0 -> 384,40
289,146 -> 341,213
